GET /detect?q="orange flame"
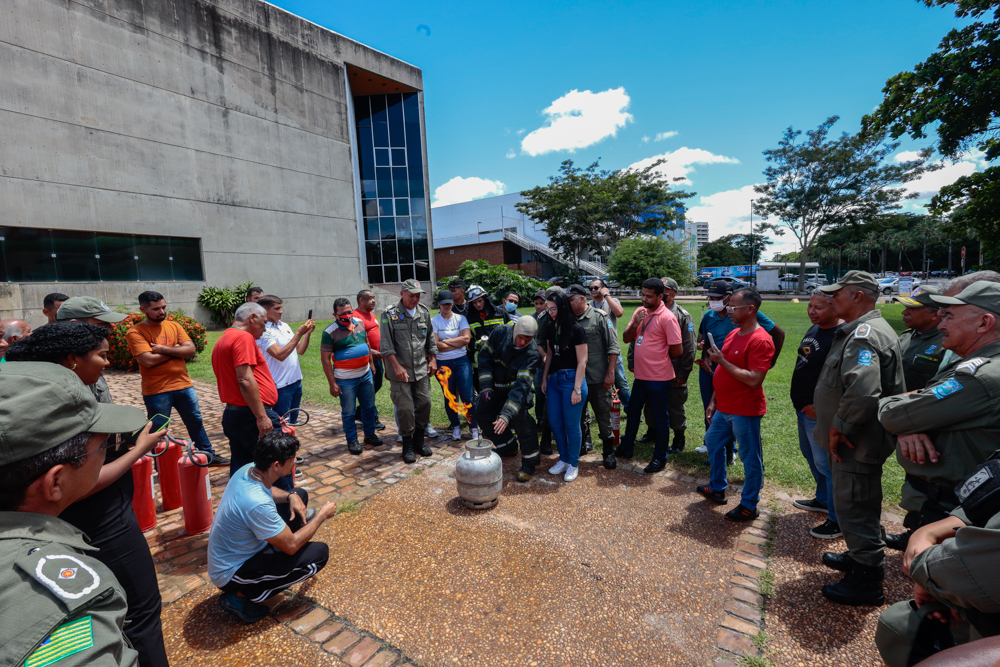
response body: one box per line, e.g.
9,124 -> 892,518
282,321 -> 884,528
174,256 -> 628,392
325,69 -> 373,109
435,366 -> 472,419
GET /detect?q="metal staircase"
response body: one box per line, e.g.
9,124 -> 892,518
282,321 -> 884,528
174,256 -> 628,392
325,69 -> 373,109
503,229 -> 608,276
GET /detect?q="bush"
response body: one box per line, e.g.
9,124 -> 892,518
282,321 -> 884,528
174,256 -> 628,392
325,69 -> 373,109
608,237 -> 694,289
197,280 -> 255,327
107,311 -> 208,372
455,260 -> 550,304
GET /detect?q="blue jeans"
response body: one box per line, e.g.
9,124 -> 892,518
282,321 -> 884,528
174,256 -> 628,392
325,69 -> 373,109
700,367 -> 735,453
546,369 -> 587,467
338,371 -> 377,443
614,356 -> 631,407
275,379 -> 303,424
221,405 -> 294,491
438,356 -> 477,429
620,378 -> 673,459
797,409 -> 837,522
705,410 -> 764,511
143,386 -> 214,455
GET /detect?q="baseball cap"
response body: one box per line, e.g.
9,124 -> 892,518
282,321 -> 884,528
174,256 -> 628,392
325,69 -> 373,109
706,280 -> 734,298
931,281 -> 1000,315
401,279 -> 426,294
565,284 -> 589,297
896,285 -> 940,308
0,362 -> 147,465
819,270 -> 879,294
662,277 -> 679,292
437,289 -> 454,305
56,296 -> 126,323
533,290 -> 547,301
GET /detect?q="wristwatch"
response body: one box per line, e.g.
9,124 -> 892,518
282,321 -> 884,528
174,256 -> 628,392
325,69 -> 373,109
573,387 -> 582,395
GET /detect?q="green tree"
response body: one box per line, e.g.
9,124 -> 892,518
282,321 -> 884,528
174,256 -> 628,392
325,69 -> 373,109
732,226 -> 774,265
697,235 -> 746,267
753,116 -> 935,289
864,1 -> 1000,266
454,260 -> 549,305
608,237 -> 692,289
516,159 -> 694,271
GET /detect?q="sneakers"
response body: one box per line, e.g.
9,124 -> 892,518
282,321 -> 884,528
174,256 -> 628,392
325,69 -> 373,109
208,454 -> 231,467
810,520 -> 843,540
219,592 -> 269,624
374,420 -> 386,431
452,426 -> 462,441
396,435 -> 403,443
425,426 -> 439,438
347,441 -> 363,455
695,444 -> 708,454
793,498 -> 829,513
725,504 -> 759,522
470,427 -> 479,440
695,485 -> 727,505
548,460 -> 569,475
564,465 -> 579,482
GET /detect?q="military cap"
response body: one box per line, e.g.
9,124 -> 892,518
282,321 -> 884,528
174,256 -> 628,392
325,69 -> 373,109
662,277 -> 680,292
565,284 -> 589,297
931,281 -> 1000,316
533,290 -> 547,301
401,279 -> 426,294
0,362 -> 146,465
706,280 -> 734,298
896,285 -> 940,308
819,270 -> 879,293
56,296 -> 126,323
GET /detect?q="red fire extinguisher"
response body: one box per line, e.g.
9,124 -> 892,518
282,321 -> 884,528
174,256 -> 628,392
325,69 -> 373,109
131,453 -> 158,532
177,441 -> 214,535
610,390 -> 622,446
155,436 -> 184,511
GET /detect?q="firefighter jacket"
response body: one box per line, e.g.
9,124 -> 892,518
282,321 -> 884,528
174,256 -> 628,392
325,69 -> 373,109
477,324 -> 538,421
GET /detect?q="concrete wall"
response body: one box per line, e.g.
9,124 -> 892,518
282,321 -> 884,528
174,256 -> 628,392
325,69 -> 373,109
0,0 -> 427,327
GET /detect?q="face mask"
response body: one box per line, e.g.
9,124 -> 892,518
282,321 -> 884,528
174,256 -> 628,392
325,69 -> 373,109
709,300 -> 725,312
505,302 -> 517,313
337,316 -> 352,326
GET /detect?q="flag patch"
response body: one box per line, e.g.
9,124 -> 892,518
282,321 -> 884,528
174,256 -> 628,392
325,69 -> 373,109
25,616 -> 94,667
932,378 -> 964,399
858,350 -> 872,366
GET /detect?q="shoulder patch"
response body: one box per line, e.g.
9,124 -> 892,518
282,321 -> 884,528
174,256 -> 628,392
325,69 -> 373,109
924,344 -> 938,355
956,358 -> 990,375
932,377 -> 964,399
25,616 -> 94,667
688,322 -> 695,331
855,323 -> 871,339
858,349 -> 872,366
35,554 -> 101,600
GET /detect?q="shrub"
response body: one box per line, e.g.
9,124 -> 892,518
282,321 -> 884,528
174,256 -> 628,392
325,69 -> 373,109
455,260 -> 550,305
107,310 -> 208,372
197,280 -> 255,327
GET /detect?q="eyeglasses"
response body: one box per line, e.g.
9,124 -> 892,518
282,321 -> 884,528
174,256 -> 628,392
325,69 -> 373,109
725,305 -> 752,312
589,286 -> 601,291
66,436 -> 121,462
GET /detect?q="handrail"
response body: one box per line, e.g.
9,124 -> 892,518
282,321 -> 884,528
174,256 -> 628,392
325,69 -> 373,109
502,229 -> 608,276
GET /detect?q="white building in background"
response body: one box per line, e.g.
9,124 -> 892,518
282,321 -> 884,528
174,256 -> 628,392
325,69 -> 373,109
693,221 -> 709,249
660,223 -> 699,276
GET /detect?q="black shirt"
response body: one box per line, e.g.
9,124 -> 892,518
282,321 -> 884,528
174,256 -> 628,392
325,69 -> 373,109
543,322 -> 586,373
790,322 -> 843,410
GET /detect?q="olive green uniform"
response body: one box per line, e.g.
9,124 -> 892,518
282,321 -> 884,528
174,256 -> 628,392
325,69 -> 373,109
575,306 -> 621,455
0,512 -> 138,667
879,341 -> 1000,522
380,300 -> 438,436
813,309 -> 905,568
899,325 -> 947,391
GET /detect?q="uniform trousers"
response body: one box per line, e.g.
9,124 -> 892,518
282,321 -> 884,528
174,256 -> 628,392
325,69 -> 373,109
389,376 -> 431,436
830,444 -> 888,568
476,389 -> 539,468
579,383 -> 615,454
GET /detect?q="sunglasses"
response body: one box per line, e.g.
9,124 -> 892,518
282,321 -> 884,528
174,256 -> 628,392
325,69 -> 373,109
66,436 -> 122,462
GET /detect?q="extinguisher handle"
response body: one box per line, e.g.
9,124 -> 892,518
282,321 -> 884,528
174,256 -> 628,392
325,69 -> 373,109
280,409 -> 310,427
182,439 -> 214,467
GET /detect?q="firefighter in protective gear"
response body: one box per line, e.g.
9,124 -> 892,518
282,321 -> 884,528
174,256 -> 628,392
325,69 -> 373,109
465,285 -> 510,391
476,317 -> 540,482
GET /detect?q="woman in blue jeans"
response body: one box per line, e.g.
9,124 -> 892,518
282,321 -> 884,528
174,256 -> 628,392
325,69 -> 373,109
432,291 -> 478,440
540,291 -> 588,482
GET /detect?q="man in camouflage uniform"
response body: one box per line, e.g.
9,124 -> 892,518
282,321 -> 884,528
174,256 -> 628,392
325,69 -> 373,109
879,281 -> 1000,551
896,286 -> 947,391
813,270 -> 905,606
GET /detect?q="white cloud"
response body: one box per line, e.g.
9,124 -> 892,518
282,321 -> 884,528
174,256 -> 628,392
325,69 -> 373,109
641,135 -> 650,144
686,184 -> 801,257
895,150 -> 924,163
521,87 -> 633,156
654,131 -> 678,141
517,128 -> 526,136
432,176 -> 506,208
627,147 -> 740,185
505,149 -> 516,159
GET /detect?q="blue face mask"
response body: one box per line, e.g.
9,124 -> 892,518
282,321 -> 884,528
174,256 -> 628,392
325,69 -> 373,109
505,301 -> 517,313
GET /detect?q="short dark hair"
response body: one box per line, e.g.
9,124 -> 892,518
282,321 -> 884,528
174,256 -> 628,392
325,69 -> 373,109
357,289 -> 374,302
449,278 -> 466,290
641,278 -> 664,296
590,278 -> 608,288
138,291 -> 164,306
334,297 -> 352,313
6,322 -> 109,364
0,432 -> 89,511
254,430 -> 300,471
256,295 -> 283,309
247,286 -> 264,299
44,293 -> 70,309
504,291 -> 518,300
732,287 -> 761,309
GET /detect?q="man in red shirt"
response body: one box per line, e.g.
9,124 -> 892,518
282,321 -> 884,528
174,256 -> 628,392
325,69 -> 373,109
697,287 -> 775,522
212,302 -> 283,480
353,290 -> 386,430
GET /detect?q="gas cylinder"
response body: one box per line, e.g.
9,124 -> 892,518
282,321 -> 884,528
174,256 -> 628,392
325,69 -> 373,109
130,455 -> 157,532
455,436 -> 502,509
155,437 -> 184,511
177,445 -> 213,535
610,390 -> 622,446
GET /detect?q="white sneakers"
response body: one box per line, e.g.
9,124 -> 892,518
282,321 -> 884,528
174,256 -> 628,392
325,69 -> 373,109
695,445 -> 708,453
425,426 -> 439,438
564,465 -> 579,482
548,460 -> 569,475
452,427 -> 462,441
470,427 -> 479,440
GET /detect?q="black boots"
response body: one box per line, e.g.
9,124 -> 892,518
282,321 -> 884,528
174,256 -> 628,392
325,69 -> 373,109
821,551 -> 859,572
884,530 -> 912,551
822,562 -> 885,606
644,458 -> 666,474
669,429 -> 686,454
413,427 -> 432,457
401,435 -> 416,464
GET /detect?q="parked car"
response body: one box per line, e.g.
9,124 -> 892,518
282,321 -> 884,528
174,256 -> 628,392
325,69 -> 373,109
878,276 -> 922,295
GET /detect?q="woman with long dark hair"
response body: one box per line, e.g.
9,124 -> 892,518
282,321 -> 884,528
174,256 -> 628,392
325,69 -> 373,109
540,291 -> 588,481
7,321 -> 170,667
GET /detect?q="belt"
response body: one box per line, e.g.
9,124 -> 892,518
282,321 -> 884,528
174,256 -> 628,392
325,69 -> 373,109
225,404 -> 275,412
905,473 -> 960,507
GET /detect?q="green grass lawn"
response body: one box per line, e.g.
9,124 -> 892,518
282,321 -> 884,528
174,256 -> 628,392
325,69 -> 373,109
186,301 -> 909,509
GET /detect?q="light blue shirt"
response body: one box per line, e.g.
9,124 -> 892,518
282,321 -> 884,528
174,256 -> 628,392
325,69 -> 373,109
207,464 -> 287,587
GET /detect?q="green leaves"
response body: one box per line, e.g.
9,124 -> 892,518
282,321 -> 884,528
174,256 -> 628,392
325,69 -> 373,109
607,237 -> 693,289
454,260 -> 550,304
197,280 -> 256,327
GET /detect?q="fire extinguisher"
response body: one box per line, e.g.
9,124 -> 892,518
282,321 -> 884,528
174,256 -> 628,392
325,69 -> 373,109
131,441 -> 166,533
610,390 -> 622,446
177,440 -> 214,535
155,436 -> 185,511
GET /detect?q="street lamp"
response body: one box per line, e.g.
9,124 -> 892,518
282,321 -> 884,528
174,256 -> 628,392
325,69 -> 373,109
477,221 -> 483,260
749,199 -> 755,285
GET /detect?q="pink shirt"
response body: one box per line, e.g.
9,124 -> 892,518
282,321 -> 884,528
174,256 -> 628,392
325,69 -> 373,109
630,302 -> 683,381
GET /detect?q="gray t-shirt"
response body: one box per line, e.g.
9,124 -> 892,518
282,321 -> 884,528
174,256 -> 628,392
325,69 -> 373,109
589,297 -> 620,329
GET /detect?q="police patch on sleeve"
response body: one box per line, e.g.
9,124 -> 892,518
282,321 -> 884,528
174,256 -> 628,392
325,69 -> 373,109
932,378 -> 964,399
25,616 -> 94,667
855,323 -> 871,338
956,357 -> 990,375
35,555 -> 101,600
858,349 -> 872,366
688,322 -> 694,331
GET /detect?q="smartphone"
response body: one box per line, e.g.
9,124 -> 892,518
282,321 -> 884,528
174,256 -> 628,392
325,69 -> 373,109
124,413 -> 170,446
708,333 -> 716,350
308,309 -> 313,320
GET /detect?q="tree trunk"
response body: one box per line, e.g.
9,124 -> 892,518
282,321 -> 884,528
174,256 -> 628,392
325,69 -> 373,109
798,243 -> 810,292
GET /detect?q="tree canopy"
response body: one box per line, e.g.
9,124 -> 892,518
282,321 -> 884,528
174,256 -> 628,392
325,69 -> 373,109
607,237 -> 692,289
696,232 -> 772,268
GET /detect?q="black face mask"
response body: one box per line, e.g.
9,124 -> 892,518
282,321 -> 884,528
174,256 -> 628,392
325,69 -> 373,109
956,450 -> 1000,528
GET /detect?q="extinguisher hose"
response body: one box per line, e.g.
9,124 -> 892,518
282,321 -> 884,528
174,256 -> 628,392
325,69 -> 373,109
280,409 -> 310,427
146,435 -> 168,458
175,436 -> 214,467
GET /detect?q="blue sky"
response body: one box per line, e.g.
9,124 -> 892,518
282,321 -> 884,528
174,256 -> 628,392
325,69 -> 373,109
272,0 -> 980,256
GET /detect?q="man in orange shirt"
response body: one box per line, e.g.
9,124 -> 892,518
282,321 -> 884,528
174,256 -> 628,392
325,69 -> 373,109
126,291 -> 228,465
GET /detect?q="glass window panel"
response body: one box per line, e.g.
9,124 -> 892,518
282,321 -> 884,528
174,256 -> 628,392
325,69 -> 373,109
377,199 -> 393,217
376,167 -> 392,197
387,93 -> 405,148
375,148 -> 389,167
365,217 -> 380,240
392,167 -> 408,198
411,214 -> 427,238
416,264 -> 430,281
362,179 -> 377,200
398,237 -> 413,264
408,162 -> 424,199
395,199 -> 409,216
371,95 -> 389,147
135,235 -> 174,281
379,217 -> 396,240
170,237 -> 203,281
53,230 -> 100,282
413,237 -> 429,261
391,148 -> 406,166
382,240 -> 398,264
409,198 -> 425,218
365,240 -> 381,265
354,96 -> 371,127
399,264 -> 414,281
358,128 -> 375,177
383,264 -> 398,283
96,233 -> 139,281
363,200 -> 378,217
402,92 -> 419,121
395,216 -> 412,240
367,265 -> 383,283
4,227 -> 56,282
405,125 -> 423,168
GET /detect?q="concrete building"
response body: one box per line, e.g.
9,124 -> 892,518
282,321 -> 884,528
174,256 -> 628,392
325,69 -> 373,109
693,221 -> 709,249
660,223 -> 698,275
0,0 -> 432,327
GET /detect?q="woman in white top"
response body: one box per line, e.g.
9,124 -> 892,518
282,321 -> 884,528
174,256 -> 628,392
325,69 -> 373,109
432,290 -> 478,441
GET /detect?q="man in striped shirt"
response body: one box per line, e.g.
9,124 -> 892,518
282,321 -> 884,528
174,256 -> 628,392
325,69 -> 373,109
320,298 -> 381,455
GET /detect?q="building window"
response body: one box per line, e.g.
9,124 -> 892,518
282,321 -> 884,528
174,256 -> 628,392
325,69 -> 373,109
355,92 -> 430,283
0,228 -> 204,282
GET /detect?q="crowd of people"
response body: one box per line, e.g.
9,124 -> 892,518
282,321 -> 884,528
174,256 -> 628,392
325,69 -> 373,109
3,268 -> 1000,665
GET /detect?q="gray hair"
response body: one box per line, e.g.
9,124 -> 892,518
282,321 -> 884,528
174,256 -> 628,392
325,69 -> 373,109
943,270 -> 1000,296
810,288 -> 831,299
234,302 -> 266,323
1,320 -> 26,342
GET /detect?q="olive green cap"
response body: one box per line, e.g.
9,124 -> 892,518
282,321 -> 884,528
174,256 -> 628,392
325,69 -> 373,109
401,279 -> 426,294
662,277 -> 679,292
931,281 -> 1000,315
56,296 -> 126,323
896,285 -> 940,308
819,270 -> 879,293
0,362 -> 146,465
